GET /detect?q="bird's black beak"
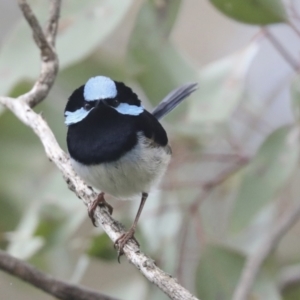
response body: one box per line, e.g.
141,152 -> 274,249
96,99 -> 104,107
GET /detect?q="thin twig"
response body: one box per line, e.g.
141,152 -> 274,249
176,212 -> 191,283
0,250 -> 118,300
263,28 -> 299,72
18,0 -> 52,56
175,156 -> 248,286
240,73 -> 294,144
17,0 -> 60,107
45,0 -> 61,46
278,264 -> 300,292
288,21 -> 300,40
232,201 -> 300,300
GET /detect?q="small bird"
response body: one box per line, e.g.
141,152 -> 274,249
64,76 -> 197,258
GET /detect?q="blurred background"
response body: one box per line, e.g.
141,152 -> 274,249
0,0 -> 300,299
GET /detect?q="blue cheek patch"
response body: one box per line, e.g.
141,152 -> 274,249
65,102 -> 144,126
114,103 -> 144,116
64,108 -> 93,126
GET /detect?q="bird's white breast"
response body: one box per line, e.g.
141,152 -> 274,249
71,134 -> 171,199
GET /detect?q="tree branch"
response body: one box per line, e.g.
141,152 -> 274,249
0,250 -> 118,300
232,201 -> 300,300
0,1 -> 199,299
45,0 -> 61,46
278,264 -> 300,293
0,94 -> 199,300
263,28 -> 299,72
17,0 -> 60,107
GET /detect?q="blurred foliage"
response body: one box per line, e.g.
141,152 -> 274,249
230,125 -> 300,232
2,0 -> 300,300
284,285 -> 300,300
196,244 -> 281,300
127,0 -> 197,115
292,75 -> 300,123
87,233 -> 117,261
187,42 -> 258,124
0,0 -> 133,96
210,0 -> 287,25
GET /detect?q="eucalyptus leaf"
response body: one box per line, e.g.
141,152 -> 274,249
6,202 -> 44,259
196,244 -> 281,300
283,285 -> 300,300
34,204 -> 66,247
128,0 -> 198,118
87,232 -> 116,261
291,75 -> 300,122
139,191 -> 182,255
57,0 -> 133,67
0,192 -> 20,233
209,0 -> 287,25
230,125 -> 300,232
0,0 -> 133,96
188,41 -> 259,123
57,54 -> 126,95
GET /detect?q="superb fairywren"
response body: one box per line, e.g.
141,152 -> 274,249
64,76 -> 197,258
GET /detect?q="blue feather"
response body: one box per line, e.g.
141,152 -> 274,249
84,76 -> 117,101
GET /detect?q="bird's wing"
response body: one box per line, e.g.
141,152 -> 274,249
137,110 -> 169,146
151,83 -> 198,120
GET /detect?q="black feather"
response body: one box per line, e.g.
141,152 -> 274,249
65,80 -> 197,165
67,103 -> 138,165
137,110 -> 168,146
152,83 -> 198,120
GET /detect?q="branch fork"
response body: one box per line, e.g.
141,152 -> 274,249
0,1 -> 199,300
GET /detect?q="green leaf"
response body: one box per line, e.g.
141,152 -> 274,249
34,204 -> 66,245
209,0 -> 287,25
196,245 -> 244,299
196,244 -> 281,300
57,0 -> 133,67
291,75 -> 300,122
127,0 -> 198,118
130,0 -> 182,44
0,191 -> 20,234
0,0 -> 133,96
58,54 -> 127,95
230,125 -> 300,232
6,202 -> 44,259
187,42 -> 258,123
283,285 -> 300,300
87,233 -> 116,261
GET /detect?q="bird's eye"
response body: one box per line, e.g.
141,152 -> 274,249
110,99 -> 119,108
84,102 -> 92,110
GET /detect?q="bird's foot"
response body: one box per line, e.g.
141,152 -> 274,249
114,228 -> 139,262
88,192 -> 113,226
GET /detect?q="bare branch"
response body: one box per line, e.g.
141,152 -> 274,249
0,250 -> 119,300
18,0 -> 52,56
232,202 -> 300,300
263,28 -> 299,72
278,265 -> 300,292
17,0 -> 60,107
0,95 -> 199,300
0,1 -> 200,299
45,0 -> 61,46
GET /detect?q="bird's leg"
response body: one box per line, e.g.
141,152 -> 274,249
88,192 -> 113,226
114,192 -> 148,261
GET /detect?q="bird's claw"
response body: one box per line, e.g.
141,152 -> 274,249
88,193 -> 113,227
114,229 -> 139,263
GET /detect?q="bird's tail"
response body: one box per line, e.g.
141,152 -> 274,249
151,83 -> 198,120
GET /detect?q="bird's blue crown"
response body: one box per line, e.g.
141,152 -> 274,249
84,76 -> 117,101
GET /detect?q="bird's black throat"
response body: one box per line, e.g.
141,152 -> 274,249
67,105 -> 138,165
